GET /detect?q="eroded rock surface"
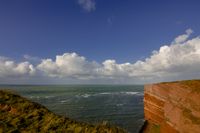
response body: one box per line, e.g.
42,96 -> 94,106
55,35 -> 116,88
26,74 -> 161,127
142,80 -> 200,133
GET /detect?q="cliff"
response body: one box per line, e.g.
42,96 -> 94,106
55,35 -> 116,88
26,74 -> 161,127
0,90 -> 126,133
142,80 -> 200,133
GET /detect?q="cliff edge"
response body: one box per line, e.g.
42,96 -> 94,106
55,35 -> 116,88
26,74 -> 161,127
0,90 -> 126,133
142,80 -> 200,133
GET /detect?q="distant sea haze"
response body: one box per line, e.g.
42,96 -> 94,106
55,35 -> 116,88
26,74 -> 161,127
0,85 -> 144,132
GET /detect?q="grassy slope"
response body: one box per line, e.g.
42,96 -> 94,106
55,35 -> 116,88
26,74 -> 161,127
0,90 -> 126,133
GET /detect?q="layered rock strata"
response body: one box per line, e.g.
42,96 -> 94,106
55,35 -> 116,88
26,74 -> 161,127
142,80 -> 200,133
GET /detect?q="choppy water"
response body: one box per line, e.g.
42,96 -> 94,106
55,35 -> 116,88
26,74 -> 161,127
0,85 -> 144,133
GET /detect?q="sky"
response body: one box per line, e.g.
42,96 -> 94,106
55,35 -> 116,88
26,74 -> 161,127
0,0 -> 200,84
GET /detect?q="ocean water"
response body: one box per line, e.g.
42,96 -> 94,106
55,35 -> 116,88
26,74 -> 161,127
0,85 -> 144,133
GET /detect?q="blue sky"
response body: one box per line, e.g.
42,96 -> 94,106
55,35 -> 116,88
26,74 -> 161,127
0,0 -> 200,84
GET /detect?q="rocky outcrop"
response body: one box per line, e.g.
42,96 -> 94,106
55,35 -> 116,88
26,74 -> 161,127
142,80 -> 200,133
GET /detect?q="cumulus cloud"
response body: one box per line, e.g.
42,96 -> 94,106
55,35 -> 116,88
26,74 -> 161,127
37,53 -> 99,79
0,57 -> 35,78
23,54 -> 41,63
172,28 -> 193,44
78,0 -> 96,12
97,29 -> 200,82
133,29 -> 199,76
1,29 -> 200,84
36,29 -> 200,83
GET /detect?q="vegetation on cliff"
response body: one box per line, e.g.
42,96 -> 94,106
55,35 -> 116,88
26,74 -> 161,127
0,90 -> 126,133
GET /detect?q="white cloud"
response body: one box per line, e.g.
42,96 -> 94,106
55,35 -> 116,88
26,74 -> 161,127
0,57 -> 35,78
23,54 -> 41,63
36,29 -> 200,83
96,29 -> 200,82
37,52 -> 99,79
1,29 -> 200,84
78,0 -> 96,12
173,29 -> 193,44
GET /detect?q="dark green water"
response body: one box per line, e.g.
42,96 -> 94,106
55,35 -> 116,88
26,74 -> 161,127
0,85 -> 144,133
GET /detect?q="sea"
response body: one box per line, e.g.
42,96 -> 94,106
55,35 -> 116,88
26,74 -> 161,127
0,85 -> 144,133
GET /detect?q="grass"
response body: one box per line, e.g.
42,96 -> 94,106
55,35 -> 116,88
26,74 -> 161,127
0,90 -> 126,133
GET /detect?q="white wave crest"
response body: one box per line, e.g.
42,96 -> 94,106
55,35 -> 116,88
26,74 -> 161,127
76,91 -> 143,98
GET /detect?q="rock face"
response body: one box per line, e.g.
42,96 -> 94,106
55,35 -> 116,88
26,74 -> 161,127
142,80 -> 200,133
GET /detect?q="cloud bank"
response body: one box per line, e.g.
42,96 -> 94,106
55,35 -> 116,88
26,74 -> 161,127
1,29 -> 200,84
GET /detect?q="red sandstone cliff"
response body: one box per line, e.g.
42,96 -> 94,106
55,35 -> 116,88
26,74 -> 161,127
142,80 -> 200,133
